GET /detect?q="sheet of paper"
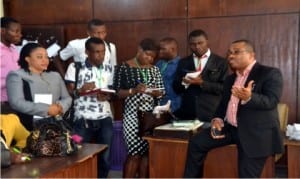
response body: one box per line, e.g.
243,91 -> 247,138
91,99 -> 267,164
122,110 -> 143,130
34,94 -> 52,118
185,71 -> 201,79
47,42 -> 61,58
16,39 -> 38,52
181,71 -> 201,89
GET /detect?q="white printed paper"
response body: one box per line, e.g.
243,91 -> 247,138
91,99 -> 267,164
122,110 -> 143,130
185,71 -> 201,79
181,71 -> 201,89
34,94 -> 52,118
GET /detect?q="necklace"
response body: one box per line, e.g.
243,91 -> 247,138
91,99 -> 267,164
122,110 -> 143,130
134,57 -> 149,84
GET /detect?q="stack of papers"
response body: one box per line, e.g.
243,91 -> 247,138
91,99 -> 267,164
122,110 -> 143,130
153,120 -> 204,139
172,119 -> 201,127
155,120 -> 203,131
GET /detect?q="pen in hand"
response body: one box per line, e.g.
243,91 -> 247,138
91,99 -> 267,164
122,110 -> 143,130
13,147 -> 31,161
135,80 -> 147,93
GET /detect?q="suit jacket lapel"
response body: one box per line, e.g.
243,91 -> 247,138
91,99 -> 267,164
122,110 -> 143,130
186,55 -> 196,72
245,63 -> 260,87
201,53 -> 215,74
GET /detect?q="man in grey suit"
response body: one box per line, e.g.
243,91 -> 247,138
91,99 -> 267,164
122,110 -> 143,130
173,29 -> 228,122
183,39 -> 284,177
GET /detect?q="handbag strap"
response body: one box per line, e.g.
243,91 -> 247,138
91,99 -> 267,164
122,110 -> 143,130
17,79 -> 34,131
67,62 -> 82,120
74,62 -> 81,90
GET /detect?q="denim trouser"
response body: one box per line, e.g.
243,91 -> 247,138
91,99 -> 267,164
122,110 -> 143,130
73,117 -> 113,178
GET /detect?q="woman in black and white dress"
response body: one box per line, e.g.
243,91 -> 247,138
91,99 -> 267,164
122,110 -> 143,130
113,38 -> 164,178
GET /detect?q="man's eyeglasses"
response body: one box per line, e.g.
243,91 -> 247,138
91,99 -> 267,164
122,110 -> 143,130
227,50 -> 248,56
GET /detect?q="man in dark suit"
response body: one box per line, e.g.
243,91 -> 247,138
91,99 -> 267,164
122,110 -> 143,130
183,39 -> 284,178
173,29 -> 228,122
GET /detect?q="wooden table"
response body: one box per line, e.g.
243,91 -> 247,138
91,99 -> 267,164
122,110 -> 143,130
285,138 -> 300,178
1,143 -> 107,178
145,136 -> 274,178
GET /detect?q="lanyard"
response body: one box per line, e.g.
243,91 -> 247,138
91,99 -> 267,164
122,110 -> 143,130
94,65 -> 103,87
134,57 -> 149,84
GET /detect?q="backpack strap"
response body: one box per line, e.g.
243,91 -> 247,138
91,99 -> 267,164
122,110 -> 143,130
105,41 -> 111,53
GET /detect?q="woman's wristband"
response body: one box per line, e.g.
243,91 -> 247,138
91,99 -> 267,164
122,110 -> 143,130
73,89 -> 80,98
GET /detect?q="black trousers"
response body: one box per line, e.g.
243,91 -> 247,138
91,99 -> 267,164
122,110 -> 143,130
183,124 -> 267,178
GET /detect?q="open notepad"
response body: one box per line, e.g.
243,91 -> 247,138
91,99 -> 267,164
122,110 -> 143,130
79,88 -> 116,96
145,87 -> 165,93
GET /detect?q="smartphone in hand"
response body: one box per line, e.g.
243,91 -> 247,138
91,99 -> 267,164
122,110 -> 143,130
211,127 -> 225,139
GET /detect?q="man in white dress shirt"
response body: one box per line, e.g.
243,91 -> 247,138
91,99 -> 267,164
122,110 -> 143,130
54,19 -> 117,86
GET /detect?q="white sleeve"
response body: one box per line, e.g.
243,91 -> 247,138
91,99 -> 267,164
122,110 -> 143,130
64,63 -> 76,82
109,43 -> 117,67
59,42 -> 76,61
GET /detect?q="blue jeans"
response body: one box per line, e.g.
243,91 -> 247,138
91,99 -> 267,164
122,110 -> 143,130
73,117 -> 113,178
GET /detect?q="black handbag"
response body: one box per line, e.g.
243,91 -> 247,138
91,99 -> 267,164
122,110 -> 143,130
137,111 -> 171,137
62,107 -> 75,128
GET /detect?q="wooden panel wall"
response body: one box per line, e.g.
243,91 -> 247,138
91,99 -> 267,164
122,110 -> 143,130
5,0 -> 300,123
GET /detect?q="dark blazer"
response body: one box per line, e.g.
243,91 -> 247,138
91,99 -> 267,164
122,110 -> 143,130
214,63 -> 284,157
173,53 -> 228,121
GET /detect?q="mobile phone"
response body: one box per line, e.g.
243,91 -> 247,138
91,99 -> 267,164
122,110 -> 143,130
211,127 -> 224,137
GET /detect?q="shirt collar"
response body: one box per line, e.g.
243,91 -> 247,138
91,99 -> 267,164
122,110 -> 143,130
236,60 -> 257,76
0,42 -> 16,50
84,59 -> 103,69
193,48 -> 211,59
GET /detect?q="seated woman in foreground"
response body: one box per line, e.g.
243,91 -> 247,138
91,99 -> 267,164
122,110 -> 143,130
6,43 -> 72,131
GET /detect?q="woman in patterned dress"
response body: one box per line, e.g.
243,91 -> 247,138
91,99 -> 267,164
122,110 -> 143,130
113,38 -> 165,178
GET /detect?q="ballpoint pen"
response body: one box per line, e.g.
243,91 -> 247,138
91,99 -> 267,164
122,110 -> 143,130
13,147 -> 31,161
136,79 -> 142,84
